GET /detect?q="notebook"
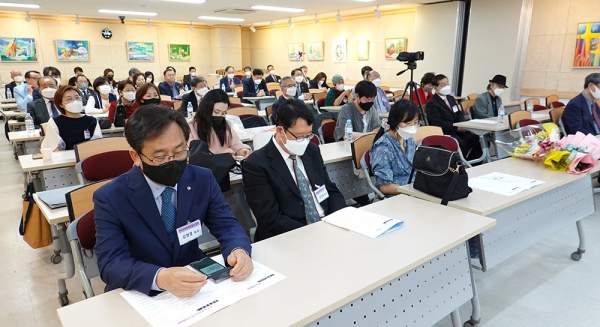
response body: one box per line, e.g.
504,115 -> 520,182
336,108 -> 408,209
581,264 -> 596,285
36,185 -> 82,209
322,207 -> 404,239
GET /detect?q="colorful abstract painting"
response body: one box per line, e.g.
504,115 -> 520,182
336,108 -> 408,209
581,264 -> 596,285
332,39 -> 346,63
56,40 -> 89,61
288,43 -> 303,61
356,40 -> 369,60
307,42 -> 323,61
0,37 -> 37,62
127,42 -> 154,61
385,38 -> 407,60
574,22 -> 600,67
168,44 -> 190,61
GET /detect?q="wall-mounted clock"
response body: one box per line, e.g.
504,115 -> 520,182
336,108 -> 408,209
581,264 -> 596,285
102,28 -> 112,39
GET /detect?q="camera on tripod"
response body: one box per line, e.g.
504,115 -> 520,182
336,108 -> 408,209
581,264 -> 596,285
396,51 -> 424,62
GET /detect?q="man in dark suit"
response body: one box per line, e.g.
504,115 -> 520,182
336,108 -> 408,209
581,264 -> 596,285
243,99 -> 346,241
27,76 -> 59,128
218,66 -> 242,93
179,77 -> 208,117
242,68 -> 269,104
271,76 -> 298,123
5,69 -> 23,99
75,74 -> 95,107
563,73 -> 600,135
426,74 -> 482,160
158,68 -> 183,99
68,67 -> 83,86
94,105 -> 253,297
291,68 -> 312,101
182,66 -> 196,90
265,65 -> 281,84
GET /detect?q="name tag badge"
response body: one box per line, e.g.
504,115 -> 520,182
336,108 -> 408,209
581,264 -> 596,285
314,185 -> 329,203
452,105 -> 459,113
84,130 -> 91,139
177,219 -> 203,246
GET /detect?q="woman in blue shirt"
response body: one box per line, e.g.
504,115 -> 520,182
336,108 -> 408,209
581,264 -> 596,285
370,99 -> 420,196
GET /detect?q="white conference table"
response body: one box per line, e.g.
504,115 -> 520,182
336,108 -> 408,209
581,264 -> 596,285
8,129 -> 42,157
57,195 -> 495,327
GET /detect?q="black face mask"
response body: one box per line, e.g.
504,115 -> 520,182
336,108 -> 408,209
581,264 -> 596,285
211,116 -> 225,126
359,101 -> 374,111
142,98 -> 161,106
141,159 -> 187,187
107,76 -> 113,82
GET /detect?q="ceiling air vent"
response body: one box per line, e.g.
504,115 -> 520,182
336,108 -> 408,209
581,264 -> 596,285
213,8 -> 256,15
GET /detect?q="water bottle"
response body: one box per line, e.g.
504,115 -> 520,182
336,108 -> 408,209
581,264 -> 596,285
186,102 -> 193,121
184,85 -> 189,91
25,112 -> 34,136
498,104 -> 505,124
527,100 -> 534,114
344,119 -> 353,147
221,84 -> 226,92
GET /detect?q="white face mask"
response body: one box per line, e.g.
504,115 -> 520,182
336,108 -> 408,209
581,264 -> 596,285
281,135 -> 310,156
336,84 -> 345,91
123,91 -> 136,101
494,87 -> 504,97
65,100 -> 83,113
397,125 -> 418,140
591,85 -> 600,100
318,80 -> 324,86
41,87 -> 57,99
14,76 -> 23,83
99,85 -> 111,95
197,87 -> 209,97
285,87 -> 297,97
227,73 -> 234,79
295,76 -> 304,83
254,78 -> 262,85
146,77 -> 153,83
437,85 -> 451,96
245,71 -> 251,76
190,72 -> 196,77
269,70 -> 275,75
54,77 -> 61,86
372,78 -> 382,87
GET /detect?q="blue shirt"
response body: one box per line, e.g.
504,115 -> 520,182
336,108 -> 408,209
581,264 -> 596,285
583,91 -> 600,134
370,132 -> 416,189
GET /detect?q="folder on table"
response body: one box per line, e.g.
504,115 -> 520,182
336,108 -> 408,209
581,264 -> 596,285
36,185 -> 81,209
323,207 -> 404,239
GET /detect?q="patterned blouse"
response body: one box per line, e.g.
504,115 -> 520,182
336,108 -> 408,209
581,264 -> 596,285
370,132 -> 417,189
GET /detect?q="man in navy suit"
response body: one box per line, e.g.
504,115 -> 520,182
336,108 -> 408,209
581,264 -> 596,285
242,68 -> 269,104
178,77 -> 208,117
158,68 -> 183,99
94,105 -> 253,297
563,73 -> 600,135
218,66 -> 241,93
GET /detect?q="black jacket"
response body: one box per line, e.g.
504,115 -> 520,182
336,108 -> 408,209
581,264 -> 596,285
179,91 -> 199,118
243,139 -> 346,241
265,74 -> 281,84
426,94 -> 466,135
26,98 -> 50,128
242,77 -> 269,98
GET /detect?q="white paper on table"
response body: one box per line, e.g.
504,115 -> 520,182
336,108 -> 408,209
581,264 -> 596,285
120,259 -> 285,327
469,172 -> 545,196
531,113 -> 547,119
323,207 -> 404,239
468,119 -> 499,125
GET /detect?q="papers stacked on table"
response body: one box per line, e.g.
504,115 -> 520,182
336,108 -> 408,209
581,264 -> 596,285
469,172 -> 545,196
323,207 -> 404,239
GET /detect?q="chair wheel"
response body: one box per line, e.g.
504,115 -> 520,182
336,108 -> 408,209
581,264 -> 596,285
571,252 -> 582,261
464,321 -> 476,327
58,294 -> 69,307
51,254 -> 62,264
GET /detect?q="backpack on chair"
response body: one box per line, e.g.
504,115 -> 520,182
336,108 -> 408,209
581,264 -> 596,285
114,103 -> 126,127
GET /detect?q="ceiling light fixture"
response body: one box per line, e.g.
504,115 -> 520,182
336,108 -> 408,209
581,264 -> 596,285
189,22 -> 194,31
250,5 -> 305,13
75,14 -> 80,25
163,0 -> 205,3
0,2 -> 39,9
288,18 -> 294,28
249,24 -> 256,32
146,19 -> 151,28
98,9 -> 157,16
24,11 -> 30,22
336,11 -> 342,23
314,14 -> 319,24
270,21 -> 274,29
374,5 -> 381,19
197,16 -> 244,22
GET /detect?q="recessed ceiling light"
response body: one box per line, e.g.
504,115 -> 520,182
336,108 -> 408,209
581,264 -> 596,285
98,9 -> 157,16
164,0 -> 205,3
198,16 -> 244,22
0,2 -> 39,9
250,5 -> 305,13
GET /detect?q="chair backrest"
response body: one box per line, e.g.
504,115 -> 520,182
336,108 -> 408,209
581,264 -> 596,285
234,86 -> 243,93
412,126 -> 443,144
313,92 -> 327,101
275,90 -> 283,98
550,101 -> 565,109
310,135 -> 320,145
74,137 -> 130,162
532,104 -> 547,111
66,179 -> 112,222
229,103 -> 244,108
508,110 -> 532,130
76,210 -> 97,250
351,133 -> 376,169
160,95 -> 171,103
421,135 -> 459,152
234,75 -> 244,80
321,118 -> 335,126
266,82 -> 280,91
317,98 -> 326,108
545,95 -> 559,107
549,107 -> 564,126
265,105 -> 273,118
309,89 -> 325,94
467,93 -> 479,100
80,150 -> 134,182
524,98 -> 540,108
236,90 -> 243,99
228,107 -> 258,117
379,86 -> 390,91
515,119 -> 541,128
173,100 -> 182,111
320,121 -> 337,143
460,99 -> 475,116
229,97 -> 241,104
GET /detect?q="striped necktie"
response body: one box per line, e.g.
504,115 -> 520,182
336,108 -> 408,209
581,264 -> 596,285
289,155 -> 320,224
161,187 -> 176,243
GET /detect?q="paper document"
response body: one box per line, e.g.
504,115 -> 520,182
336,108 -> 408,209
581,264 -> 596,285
468,119 -> 499,125
121,259 -> 285,327
531,113 -> 547,119
323,207 -> 404,238
469,172 -> 545,196
36,185 -> 81,209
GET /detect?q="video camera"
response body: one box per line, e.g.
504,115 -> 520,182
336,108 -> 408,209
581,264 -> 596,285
396,51 -> 424,62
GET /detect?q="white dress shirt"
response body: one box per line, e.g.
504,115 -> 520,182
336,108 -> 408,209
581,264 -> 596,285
44,98 -> 55,118
85,96 -> 110,114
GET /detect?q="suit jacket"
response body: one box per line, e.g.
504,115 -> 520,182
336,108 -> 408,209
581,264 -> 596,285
473,91 -> 503,119
242,139 -> 346,241
182,74 -> 192,89
563,92 -> 598,135
309,80 -> 330,90
26,98 -> 50,128
179,91 -> 199,117
265,74 -> 281,84
426,94 -> 465,135
94,165 -> 252,295
219,77 -> 242,93
158,81 -> 183,98
79,88 -> 96,107
14,83 -> 32,110
32,88 -> 42,101
242,78 -> 269,99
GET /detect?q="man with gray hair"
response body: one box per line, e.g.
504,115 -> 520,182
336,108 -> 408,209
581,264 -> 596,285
270,76 -> 298,123
366,70 -> 390,114
563,73 -> 600,135
5,69 -> 23,98
179,76 -> 208,117
128,68 -> 141,82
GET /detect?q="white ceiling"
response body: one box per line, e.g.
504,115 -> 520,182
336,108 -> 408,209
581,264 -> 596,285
0,0 -> 443,26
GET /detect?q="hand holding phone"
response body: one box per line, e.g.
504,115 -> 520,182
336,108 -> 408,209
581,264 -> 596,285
189,258 -> 232,283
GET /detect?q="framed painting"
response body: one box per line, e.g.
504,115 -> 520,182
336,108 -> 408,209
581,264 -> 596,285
332,39 -> 347,63
385,38 -> 407,60
127,42 -> 154,61
307,42 -> 324,61
56,40 -> 89,61
0,37 -> 37,62
574,22 -> 600,68
356,40 -> 369,60
168,44 -> 190,61
288,43 -> 303,61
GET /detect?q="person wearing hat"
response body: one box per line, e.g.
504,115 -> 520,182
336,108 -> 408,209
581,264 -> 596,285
325,74 -> 352,106
472,75 -> 508,119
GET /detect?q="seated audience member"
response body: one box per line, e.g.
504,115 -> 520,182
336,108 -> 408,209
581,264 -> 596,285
128,67 -> 141,82
182,66 -> 196,89
361,66 -> 373,81
136,83 -> 162,107
333,81 -> 381,141
242,66 -> 252,82
27,76 -> 58,127
43,66 -> 62,86
85,77 -> 116,115
413,72 -> 435,107
108,80 -> 139,123
265,65 -> 281,83
272,76 -> 297,123
68,67 -> 84,86
291,68 -> 312,100
158,68 -> 182,99
300,65 -> 310,84
370,100 -> 420,196
5,69 -> 23,98
179,77 -> 209,117
94,104 -> 252,296
473,75 -> 508,119
15,70 -> 40,110
104,68 -> 118,88
309,72 -> 329,90
427,74 -> 482,160
188,89 -> 252,157
133,72 -> 147,89
325,74 -> 351,106
563,73 -> 600,135
367,71 -> 391,114
219,66 -> 242,92
41,85 -> 102,151
243,99 -> 345,241
145,71 -> 155,85
75,74 -> 94,106
242,69 -> 269,103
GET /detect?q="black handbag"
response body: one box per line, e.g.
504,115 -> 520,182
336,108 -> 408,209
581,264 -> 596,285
113,102 -> 126,127
409,145 -> 471,206
188,140 -> 237,192
98,117 -> 112,129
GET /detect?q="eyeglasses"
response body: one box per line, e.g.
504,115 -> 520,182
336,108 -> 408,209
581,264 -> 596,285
63,95 -> 82,104
284,84 -> 297,88
285,129 -> 314,142
139,149 -> 189,165
401,122 -> 420,128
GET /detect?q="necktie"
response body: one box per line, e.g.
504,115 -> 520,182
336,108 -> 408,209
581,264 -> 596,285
592,103 -> 600,132
49,100 -> 59,118
171,84 -> 178,98
161,187 -> 176,243
289,155 -> 320,224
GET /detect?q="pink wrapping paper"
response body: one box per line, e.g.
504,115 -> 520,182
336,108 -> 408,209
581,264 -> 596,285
567,152 -> 596,174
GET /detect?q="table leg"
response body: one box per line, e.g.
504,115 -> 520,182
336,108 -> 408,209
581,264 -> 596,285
56,222 -> 75,306
465,241 -> 481,327
49,224 -> 63,264
571,220 -> 586,261
450,310 -> 462,327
